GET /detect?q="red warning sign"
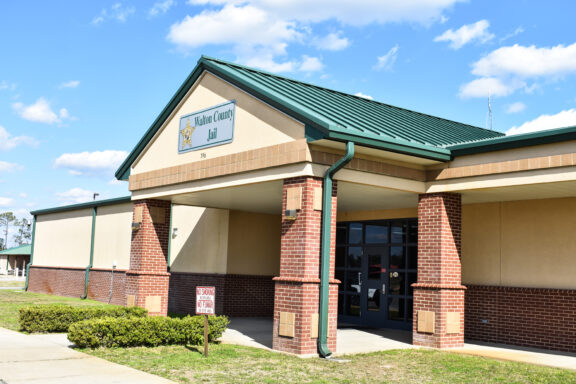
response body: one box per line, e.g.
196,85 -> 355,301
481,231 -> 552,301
196,286 -> 215,315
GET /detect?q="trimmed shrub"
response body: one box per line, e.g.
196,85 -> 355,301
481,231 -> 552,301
68,315 -> 229,348
19,305 -> 148,333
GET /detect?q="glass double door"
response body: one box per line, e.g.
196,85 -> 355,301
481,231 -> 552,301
336,220 -> 417,329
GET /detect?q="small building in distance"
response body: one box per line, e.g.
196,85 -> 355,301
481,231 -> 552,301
0,244 -> 31,276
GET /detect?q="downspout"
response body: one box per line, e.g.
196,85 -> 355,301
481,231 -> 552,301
81,207 -> 97,299
24,216 -> 37,291
318,141 -> 354,358
166,203 -> 173,272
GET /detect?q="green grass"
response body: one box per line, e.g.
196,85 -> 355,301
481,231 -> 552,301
0,280 -> 25,287
84,344 -> 576,384
0,289 -> 108,331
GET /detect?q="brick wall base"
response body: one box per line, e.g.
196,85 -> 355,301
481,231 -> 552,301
466,285 -> 576,353
28,266 -> 126,305
168,272 -> 275,317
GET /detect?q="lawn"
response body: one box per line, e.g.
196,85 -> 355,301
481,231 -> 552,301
1,290 -> 575,384
84,344 -> 576,384
0,280 -> 25,287
0,289 -> 108,331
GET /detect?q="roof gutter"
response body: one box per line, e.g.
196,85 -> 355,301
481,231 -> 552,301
24,216 -> 37,291
81,207 -> 97,299
318,141 -> 355,358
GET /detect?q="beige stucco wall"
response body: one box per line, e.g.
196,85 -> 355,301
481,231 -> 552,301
92,203 -> 133,270
33,209 -> 93,268
170,205 -> 229,274
462,197 -> 576,289
131,72 -> 305,175
227,210 -> 281,276
337,208 -> 418,222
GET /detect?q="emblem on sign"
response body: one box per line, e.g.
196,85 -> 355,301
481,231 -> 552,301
178,101 -> 235,153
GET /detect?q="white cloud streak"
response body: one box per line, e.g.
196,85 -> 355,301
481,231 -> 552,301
56,188 -> 97,205
506,109 -> 576,135
505,102 -> 526,114
374,45 -> 399,71
0,161 -> 20,173
0,126 -> 38,151
59,80 -> 80,88
92,3 -> 135,25
434,19 -> 494,49
0,197 -> 14,208
149,0 -> 176,17
54,150 -> 128,177
312,32 -> 350,51
354,92 -> 374,100
12,98 -> 70,125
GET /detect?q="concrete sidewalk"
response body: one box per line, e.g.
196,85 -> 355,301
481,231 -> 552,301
0,327 -> 175,384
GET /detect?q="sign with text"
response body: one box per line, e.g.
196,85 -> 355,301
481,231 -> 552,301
179,101 -> 235,153
196,286 -> 216,315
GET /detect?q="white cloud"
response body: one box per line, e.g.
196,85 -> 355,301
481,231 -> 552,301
149,0 -> 176,17
312,32 -> 349,51
0,81 -> 16,91
92,3 -> 135,24
299,56 -> 323,72
54,150 -> 128,177
434,19 -> 494,49
59,80 -> 80,89
12,98 -> 71,125
459,77 -> 525,98
0,197 -> 14,208
56,188 -> 96,205
187,0 -> 462,26
168,5 -> 301,51
18,193 -> 27,198
0,126 -> 38,151
0,161 -> 20,173
472,43 -> 576,78
461,42 -> 576,99
354,92 -> 373,100
499,26 -> 524,43
174,1 -> 460,71
506,109 -> 576,135
374,45 -> 399,71
505,102 -> 526,114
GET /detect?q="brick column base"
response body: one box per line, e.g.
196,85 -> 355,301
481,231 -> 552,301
413,192 -> 465,349
413,286 -> 466,348
126,271 -> 170,316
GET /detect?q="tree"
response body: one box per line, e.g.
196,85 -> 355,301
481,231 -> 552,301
0,212 -> 16,250
13,218 -> 32,246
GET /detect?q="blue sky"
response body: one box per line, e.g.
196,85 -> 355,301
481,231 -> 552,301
1,0 -> 576,245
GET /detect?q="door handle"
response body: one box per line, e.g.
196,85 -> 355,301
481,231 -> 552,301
382,283 -> 386,295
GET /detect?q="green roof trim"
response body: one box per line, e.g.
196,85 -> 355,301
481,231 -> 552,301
115,55 -> 505,178
31,196 -> 132,216
0,244 -> 31,256
448,125 -> 576,156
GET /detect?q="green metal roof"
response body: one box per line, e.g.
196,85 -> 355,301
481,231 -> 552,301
448,125 -> 576,156
115,56 -> 505,179
0,244 -> 31,256
31,196 -> 132,216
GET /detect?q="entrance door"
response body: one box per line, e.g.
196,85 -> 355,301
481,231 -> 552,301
336,219 -> 418,329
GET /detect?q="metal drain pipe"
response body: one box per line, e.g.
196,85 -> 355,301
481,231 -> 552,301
24,216 -> 37,291
81,207 -> 97,299
318,141 -> 354,358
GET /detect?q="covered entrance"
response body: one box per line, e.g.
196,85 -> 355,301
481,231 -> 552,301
336,219 -> 417,330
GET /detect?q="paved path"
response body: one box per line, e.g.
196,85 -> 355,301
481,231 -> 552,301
0,328 -> 175,384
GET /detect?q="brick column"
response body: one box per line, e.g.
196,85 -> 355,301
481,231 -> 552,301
413,193 -> 466,348
272,176 -> 339,355
125,199 -> 171,316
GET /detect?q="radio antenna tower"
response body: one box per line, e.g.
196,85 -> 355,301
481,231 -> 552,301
488,90 -> 493,130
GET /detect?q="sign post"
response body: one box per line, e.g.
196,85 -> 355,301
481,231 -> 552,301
195,286 -> 215,357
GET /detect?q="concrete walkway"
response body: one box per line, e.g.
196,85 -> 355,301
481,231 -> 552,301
0,328 -> 175,384
220,318 -> 576,370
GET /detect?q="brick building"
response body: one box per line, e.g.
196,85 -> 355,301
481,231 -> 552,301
27,56 -> 576,356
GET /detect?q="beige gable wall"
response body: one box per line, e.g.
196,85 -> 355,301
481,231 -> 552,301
462,197 -> 576,289
131,72 -> 305,176
33,209 -> 93,268
227,210 -> 281,276
92,203 -> 133,270
170,205 -> 229,274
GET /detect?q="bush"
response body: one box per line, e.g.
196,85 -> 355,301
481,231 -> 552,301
19,305 -> 148,333
68,315 -> 229,348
